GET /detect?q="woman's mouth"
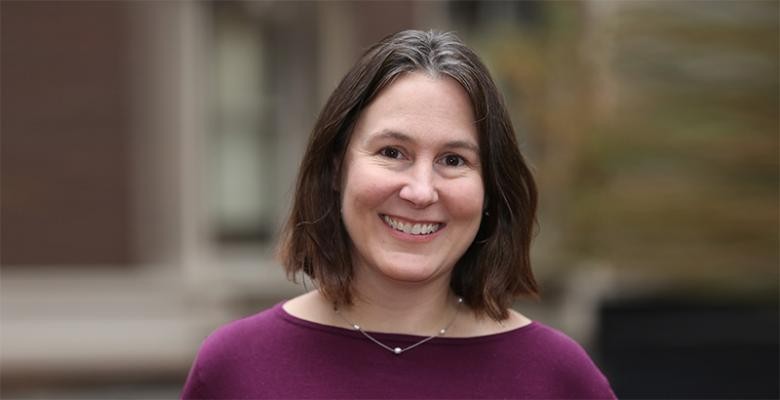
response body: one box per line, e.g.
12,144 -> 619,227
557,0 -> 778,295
381,214 -> 443,236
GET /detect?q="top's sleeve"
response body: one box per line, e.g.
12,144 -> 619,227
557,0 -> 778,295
180,324 -> 237,400
563,354 -> 617,400
180,340 -> 212,400
179,310 -> 276,399
551,330 -> 617,399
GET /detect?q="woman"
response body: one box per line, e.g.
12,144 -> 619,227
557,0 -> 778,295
182,30 -> 615,399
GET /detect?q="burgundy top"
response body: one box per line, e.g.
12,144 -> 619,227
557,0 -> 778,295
181,302 -> 616,399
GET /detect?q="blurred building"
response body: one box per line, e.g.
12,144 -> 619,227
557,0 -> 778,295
2,0 -> 777,398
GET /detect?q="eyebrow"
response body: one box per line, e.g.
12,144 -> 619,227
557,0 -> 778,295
369,129 -> 480,153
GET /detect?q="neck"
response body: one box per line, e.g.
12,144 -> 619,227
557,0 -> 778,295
338,268 -> 458,335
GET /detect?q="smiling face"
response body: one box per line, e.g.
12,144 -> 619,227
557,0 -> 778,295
339,72 -> 484,287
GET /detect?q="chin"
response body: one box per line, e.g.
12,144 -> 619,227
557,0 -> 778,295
375,258 -> 448,284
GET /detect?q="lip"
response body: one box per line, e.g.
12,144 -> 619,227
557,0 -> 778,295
378,214 -> 446,242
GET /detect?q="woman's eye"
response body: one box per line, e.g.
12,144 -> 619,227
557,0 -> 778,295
442,154 -> 466,167
379,147 -> 402,159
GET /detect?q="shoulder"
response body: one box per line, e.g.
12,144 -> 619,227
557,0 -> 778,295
199,304 -> 281,356
511,322 -> 616,398
181,304 -> 286,398
524,322 -> 593,358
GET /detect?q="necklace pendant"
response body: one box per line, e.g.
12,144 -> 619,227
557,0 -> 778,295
393,347 -> 402,354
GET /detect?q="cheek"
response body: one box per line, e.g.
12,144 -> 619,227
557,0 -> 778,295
342,166 -> 398,211
443,178 -> 485,220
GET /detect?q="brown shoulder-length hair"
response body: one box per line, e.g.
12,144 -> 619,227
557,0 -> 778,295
277,30 -> 538,321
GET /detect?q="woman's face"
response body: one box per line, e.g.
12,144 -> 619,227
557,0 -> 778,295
339,71 -> 484,286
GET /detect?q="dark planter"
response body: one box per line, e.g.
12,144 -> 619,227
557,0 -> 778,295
598,298 -> 779,399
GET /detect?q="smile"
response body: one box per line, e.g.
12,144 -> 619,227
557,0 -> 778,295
381,214 -> 443,236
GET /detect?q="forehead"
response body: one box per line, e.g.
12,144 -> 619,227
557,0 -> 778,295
350,72 -> 478,147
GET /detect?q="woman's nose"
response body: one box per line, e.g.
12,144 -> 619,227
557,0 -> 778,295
398,165 -> 439,208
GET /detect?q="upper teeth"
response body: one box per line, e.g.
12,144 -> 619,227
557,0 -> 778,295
383,215 -> 441,235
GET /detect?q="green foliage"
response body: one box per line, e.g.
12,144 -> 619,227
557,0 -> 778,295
473,0 -> 778,298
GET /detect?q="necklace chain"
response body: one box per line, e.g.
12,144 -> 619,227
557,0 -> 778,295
334,297 -> 463,355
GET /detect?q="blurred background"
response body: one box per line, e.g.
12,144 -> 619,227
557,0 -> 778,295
1,0 -> 777,398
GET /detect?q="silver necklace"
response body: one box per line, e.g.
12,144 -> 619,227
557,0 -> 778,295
334,297 -> 463,355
